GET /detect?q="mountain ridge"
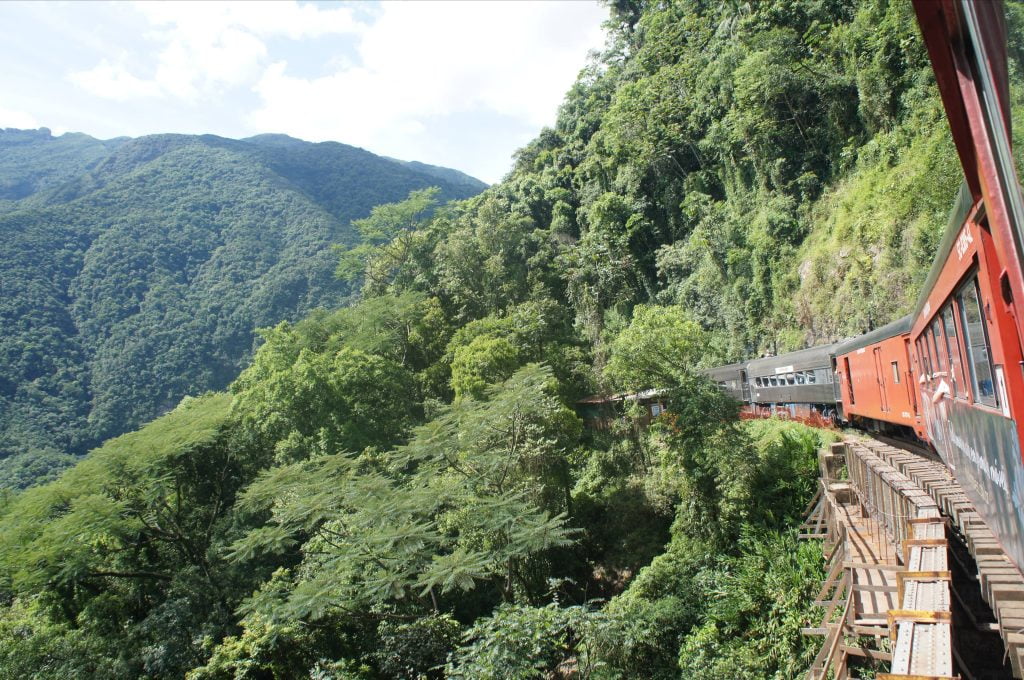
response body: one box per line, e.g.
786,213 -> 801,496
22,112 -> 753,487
0,127 -> 486,486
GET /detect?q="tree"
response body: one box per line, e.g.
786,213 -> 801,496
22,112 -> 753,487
603,304 -> 724,389
228,365 -> 581,622
231,332 -> 419,460
450,335 -> 521,401
335,187 -> 440,294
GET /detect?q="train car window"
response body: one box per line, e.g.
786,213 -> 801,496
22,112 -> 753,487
796,371 -> 806,385
923,332 -> 937,381
915,338 -> 928,379
926,327 -> 941,382
940,304 -> 965,397
891,361 -> 900,384
807,370 -> 817,384
930,319 -> 948,375
958,278 -> 997,407
786,373 -> 795,385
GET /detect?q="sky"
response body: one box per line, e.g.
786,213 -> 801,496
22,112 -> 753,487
0,1 -> 609,184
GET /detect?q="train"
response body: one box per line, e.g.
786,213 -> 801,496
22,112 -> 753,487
704,0 -> 1024,573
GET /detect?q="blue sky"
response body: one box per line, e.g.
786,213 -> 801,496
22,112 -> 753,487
0,1 -> 609,183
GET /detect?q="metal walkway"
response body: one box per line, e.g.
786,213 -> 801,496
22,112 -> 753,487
856,437 -> 1024,678
805,435 -> 1024,678
805,438 -> 957,679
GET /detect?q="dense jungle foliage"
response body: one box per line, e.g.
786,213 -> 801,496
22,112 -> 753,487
0,129 -> 485,487
3,0 -> 1024,676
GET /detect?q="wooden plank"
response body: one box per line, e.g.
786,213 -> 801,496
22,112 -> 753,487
841,645 -> 892,661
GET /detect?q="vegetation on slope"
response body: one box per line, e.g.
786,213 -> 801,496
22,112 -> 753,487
2,0 -> 1023,676
0,131 -> 485,487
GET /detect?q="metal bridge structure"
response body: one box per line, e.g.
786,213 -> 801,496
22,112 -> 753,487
804,436 -> 1024,679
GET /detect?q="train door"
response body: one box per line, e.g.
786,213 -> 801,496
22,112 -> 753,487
844,357 -> 855,405
740,369 -> 750,402
873,347 -> 889,412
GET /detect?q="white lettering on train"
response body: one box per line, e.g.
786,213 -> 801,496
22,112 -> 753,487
956,225 -> 974,260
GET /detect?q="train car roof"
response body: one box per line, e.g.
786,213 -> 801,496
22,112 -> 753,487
704,362 -> 745,379
911,180 -> 975,324
746,343 -> 838,375
833,314 -> 913,357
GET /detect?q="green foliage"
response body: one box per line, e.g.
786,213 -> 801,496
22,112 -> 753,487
232,335 -> 419,460
230,364 -> 581,621
0,596 -> 124,679
376,614 -> 461,679
446,602 -> 611,680
675,534 -> 823,679
1,0 -> 1005,675
0,393 -> 262,677
450,335 -> 521,401
595,420 -> 828,678
187,612 -> 372,680
603,303 -> 723,389
0,132 -> 484,486
336,187 -> 441,293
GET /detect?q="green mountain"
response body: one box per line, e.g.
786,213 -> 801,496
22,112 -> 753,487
0,129 -> 486,486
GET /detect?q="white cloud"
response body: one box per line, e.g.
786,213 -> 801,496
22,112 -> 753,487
70,58 -> 163,101
248,1 -> 607,177
52,0 -> 607,181
69,1 -> 360,101
0,106 -> 41,129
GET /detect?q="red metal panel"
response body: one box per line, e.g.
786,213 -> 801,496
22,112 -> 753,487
913,0 -> 1024,360
837,334 -> 921,434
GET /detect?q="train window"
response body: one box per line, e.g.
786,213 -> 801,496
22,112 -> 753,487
920,335 -> 934,380
940,304 -> 965,397
927,327 -> 942,381
930,319 -> 948,375
769,376 -> 779,386
796,371 -> 806,385
786,373 -> 795,385
891,361 -> 900,384
958,277 -> 997,407
807,371 -> 817,384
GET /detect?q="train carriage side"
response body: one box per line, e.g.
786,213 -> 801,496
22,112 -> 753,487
912,0 -> 1024,573
746,344 -> 839,420
912,183 -> 1024,572
833,315 -> 923,438
704,362 -> 749,403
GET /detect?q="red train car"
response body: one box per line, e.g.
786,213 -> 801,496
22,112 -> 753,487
833,316 -> 923,439
911,0 -> 1024,570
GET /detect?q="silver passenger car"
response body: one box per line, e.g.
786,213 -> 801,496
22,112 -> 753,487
746,344 -> 839,406
704,362 -> 749,402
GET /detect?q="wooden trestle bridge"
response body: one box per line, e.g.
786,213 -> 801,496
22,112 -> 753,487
803,436 -> 1024,679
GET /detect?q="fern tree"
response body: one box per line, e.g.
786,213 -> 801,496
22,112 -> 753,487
229,363 -> 582,623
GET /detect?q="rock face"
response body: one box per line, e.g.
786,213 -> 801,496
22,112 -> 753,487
0,129 -> 486,478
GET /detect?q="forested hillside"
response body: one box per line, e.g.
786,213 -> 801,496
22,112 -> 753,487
1,0 -> 1023,677
0,130 -> 485,487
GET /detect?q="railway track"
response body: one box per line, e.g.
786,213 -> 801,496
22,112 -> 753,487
804,434 -> 1022,679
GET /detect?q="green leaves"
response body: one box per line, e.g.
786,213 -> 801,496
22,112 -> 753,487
335,187 -> 441,292
232,341 -> 419,460
604,303 -> 723,390
231,364 -> 581,622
